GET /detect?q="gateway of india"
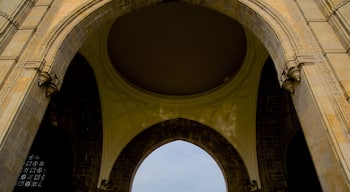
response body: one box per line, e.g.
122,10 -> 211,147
0,0 -> 349,191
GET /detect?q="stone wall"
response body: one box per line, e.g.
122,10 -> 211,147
0,0 -> 350,191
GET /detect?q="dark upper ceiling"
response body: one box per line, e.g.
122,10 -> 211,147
107,2 -> 247,96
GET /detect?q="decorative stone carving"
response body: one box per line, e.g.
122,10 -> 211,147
280,55 -> 307,94
100,180 -> 113,191
37,70 -> 59,97
288,66 -> 301,82
248,180 -> 259,191
282,79 -> 295,94
37,71 -> 51,86
45,82 -> 57,97
281,66 -> 300,94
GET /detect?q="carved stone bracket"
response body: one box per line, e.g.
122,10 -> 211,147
99,180 -> 113,191
281,65 -> 301,94
282,78 -> 296,94
288,66 -> 301,82
281,54 -> 316,94
37,71 -> 51,86
248,180 -> 259,191
37,70 -> 58,97
45,82 -> 58,97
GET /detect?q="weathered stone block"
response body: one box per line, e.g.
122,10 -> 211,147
296,0 -> 326,22
1,29 -> 34,57
326,53 -> 350,99
309,21 -> 346,53
0,59 -> 16,88
21,5 -> 49,29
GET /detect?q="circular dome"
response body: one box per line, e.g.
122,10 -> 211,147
107,2 -> 247,95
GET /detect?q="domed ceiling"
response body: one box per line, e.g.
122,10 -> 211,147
107,2 -> 247,96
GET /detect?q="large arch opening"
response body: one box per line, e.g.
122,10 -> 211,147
256,58 -> 322,191
13,109 -> 73,192
13,54 -> 103,191
131,140 -> 226,192
109,118 -> 250,192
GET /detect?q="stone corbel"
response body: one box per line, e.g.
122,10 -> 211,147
281,60 -> 301,94
281,54 -> 315,94
37,68 -> 59,97
37,71 -> 51,86
99,180 -> 113,191
248,180 -> 259,191
288,66 -> 301,82
46,81 -> 58,97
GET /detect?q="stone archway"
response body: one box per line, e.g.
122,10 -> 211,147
2,1 -> 349,191
255,58 -> 324,191
109,118 -> 250,192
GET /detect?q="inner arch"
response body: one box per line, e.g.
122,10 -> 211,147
109,118 -> 250,192
132,140 -> 226,192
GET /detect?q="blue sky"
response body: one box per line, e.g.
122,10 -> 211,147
132,140 -> 226,192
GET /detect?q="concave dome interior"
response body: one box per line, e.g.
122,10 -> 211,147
107,2 -> 247,95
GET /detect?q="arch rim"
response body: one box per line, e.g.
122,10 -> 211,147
109,118 -> 250,192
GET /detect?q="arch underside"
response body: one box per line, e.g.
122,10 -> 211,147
109,118 -> 250,192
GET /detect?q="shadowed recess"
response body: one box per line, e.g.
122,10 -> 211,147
108,2 -> 247,95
